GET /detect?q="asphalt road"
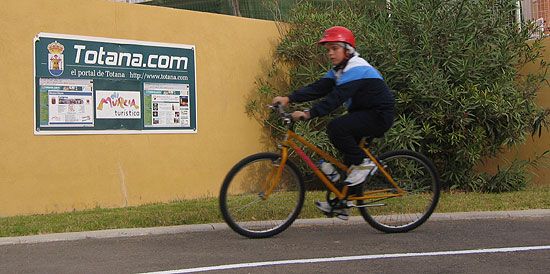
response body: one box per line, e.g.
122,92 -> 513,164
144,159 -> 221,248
1,212 -> 549,274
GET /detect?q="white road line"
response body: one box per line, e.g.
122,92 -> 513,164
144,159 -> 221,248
139,245 -> 550,274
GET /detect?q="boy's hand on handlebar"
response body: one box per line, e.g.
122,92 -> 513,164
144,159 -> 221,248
291,111 -> 310,121
272,96 -> 290,107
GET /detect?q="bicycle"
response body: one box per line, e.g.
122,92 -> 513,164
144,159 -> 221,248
219,105 -> 440,238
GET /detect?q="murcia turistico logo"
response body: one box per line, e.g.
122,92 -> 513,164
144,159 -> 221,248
47,41 -> 65,76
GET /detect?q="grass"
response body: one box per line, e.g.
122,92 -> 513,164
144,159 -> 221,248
1,185 -> 549,237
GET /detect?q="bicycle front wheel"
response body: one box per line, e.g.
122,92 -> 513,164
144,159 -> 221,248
359,150 -> 440,233
219,152 -> 305,238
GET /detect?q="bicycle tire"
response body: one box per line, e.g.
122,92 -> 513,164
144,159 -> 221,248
219,152 -> 305,238
358,150 -> 440,233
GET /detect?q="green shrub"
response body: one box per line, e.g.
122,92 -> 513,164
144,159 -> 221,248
247,0 -> 549,191
472,150 -> 549,192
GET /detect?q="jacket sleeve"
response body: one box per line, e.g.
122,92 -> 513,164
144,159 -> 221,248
308,80 -> 362,118
288,77 -> 335,103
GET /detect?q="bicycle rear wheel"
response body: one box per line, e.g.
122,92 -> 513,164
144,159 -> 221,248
219,152 -> 305,238
358,150 -> 440,233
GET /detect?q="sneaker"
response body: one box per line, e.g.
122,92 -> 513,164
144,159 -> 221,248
315,201 -> 351,220
344,158 -> 377,186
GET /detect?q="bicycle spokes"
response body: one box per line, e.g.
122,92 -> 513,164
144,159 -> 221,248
358,151 -> 440,233
220,153 -> 305,238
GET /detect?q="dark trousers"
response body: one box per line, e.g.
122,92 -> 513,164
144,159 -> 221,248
327,110 -> 394,166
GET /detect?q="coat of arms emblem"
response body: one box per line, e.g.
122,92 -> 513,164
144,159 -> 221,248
47,41 -> 64,76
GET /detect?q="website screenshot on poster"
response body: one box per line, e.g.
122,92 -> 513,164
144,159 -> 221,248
39,78 -> 94,127
144,83 -> 190,128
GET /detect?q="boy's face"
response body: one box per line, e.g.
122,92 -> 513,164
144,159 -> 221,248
324,43 -> 347,66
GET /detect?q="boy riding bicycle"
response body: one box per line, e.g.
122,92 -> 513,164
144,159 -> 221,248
272,26 -> 395,219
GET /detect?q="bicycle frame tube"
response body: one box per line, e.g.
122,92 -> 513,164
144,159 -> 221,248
265,129 -> 405,201
287,130 -> 358,200
286,139 -> 347,199
262,130 -> 346,200
263,146 -> 290,199
361,146 -> 406,195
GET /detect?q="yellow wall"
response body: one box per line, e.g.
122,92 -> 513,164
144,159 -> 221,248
0,0 -> 280,216
0,0 -> 547,217
479,38 -> 550,185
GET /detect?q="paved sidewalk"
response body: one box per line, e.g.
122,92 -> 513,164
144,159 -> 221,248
1,209 -> 549,246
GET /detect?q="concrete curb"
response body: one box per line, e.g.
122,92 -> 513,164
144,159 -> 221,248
1,209 -> 549,246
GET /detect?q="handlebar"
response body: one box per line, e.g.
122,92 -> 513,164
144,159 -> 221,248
269,104 -> 309,123
268,103 -> 288,116
268,104 -> 293,124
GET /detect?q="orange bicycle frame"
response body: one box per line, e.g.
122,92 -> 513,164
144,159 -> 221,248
265,129 -> 406,201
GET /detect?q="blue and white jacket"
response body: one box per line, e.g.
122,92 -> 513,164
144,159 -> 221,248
288,55 -> 394,119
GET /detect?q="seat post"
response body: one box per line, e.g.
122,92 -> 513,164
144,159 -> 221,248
359,137 -> 367,148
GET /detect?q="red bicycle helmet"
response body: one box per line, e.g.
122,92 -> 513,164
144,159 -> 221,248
318,26 -> 356,48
